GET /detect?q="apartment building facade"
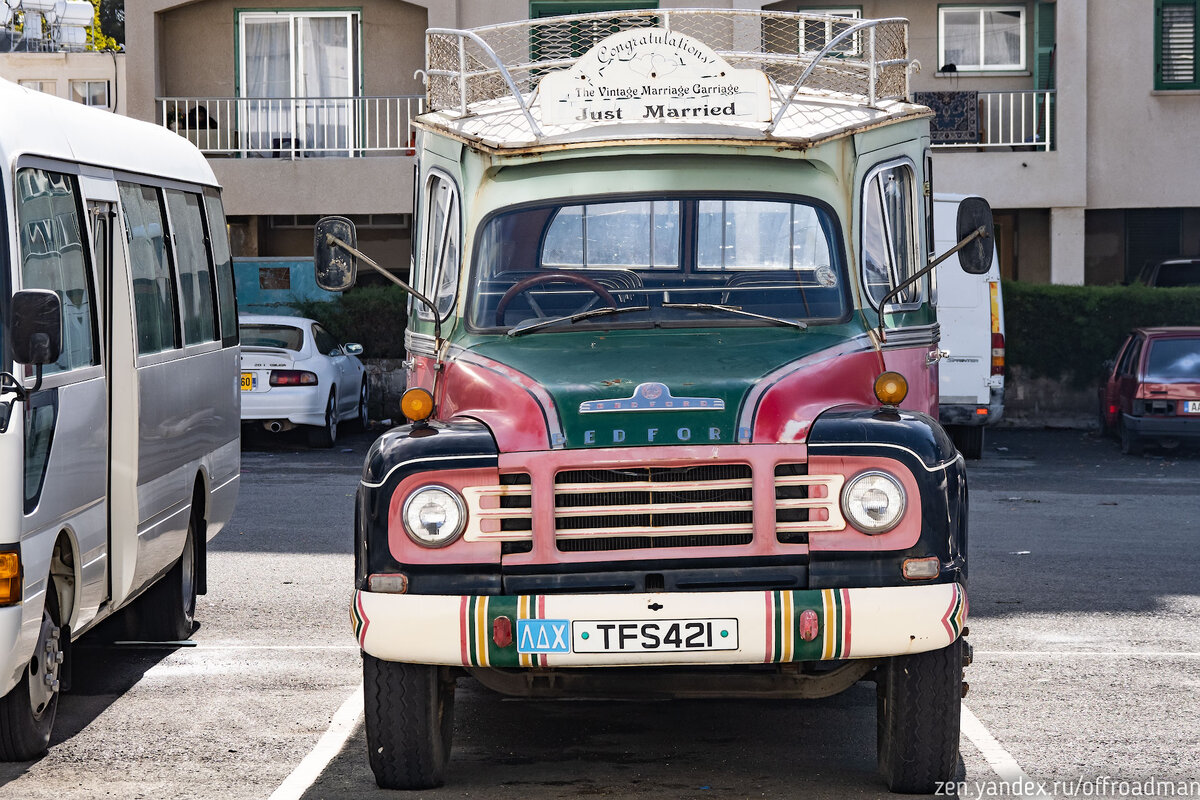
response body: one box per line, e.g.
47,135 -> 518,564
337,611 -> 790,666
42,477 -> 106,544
122,0 -> 1199,286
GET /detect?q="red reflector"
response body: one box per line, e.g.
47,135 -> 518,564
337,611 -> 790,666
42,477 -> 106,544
270,370 -> 318,386
975,408 -> 988,416
493,616 -> 513,648
799,609 -> 820,642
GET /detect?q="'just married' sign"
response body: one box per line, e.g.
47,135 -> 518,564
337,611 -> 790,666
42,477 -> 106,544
538,28 -> 772,126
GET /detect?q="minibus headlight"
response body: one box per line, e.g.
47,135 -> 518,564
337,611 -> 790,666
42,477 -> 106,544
841,471 -> 906,534
401,486 -> 466,547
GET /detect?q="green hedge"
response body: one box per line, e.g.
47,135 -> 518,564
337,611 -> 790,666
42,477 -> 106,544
294,285 -> 410,358
1003,282 -> 1200,387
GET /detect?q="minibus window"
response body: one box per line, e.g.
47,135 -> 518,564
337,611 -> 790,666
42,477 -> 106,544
166,190 -> 218,345
203,190 -> 239,344
15,168 -> 97,373
120,183 -> 179,355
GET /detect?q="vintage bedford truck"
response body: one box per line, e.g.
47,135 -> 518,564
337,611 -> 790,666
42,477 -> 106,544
313,9 -> 992,792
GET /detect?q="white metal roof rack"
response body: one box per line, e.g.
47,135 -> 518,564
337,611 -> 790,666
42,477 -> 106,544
420,9 -> 918,149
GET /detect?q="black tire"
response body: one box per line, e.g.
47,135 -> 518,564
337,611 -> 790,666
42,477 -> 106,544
1097,398 -> 1112,439
0,588 -> 62,761
355,380 -> 370,430
307,391 -> 338,448
363,655 -> 455,790
877,637 -> 963,793
1119,419 -> 1143,456
949,425 -> 985,460
132,511 -> 198,641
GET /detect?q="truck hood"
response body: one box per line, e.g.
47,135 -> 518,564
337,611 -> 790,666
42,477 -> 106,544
445,325 -> 877,450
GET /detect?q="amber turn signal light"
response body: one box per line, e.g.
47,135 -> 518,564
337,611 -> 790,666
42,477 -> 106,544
401,387 -> 435,422
873,371 -> 908,406
0,551 -> 22,606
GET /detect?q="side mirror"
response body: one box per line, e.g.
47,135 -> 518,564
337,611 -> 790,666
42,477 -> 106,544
956,196 -> 995,275
314,216 -> 358,292
10,289 -> 62,365
344,343 -> 364,356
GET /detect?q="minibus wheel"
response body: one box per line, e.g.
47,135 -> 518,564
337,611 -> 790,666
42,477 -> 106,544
133,510 -> 198,641
876,636 -> 962,793
363,655 -> 454,789
0,587 -> 61,760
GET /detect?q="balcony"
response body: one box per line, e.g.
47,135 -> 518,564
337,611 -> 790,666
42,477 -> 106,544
915,90 -> 1056,152
157,95 -> 423,157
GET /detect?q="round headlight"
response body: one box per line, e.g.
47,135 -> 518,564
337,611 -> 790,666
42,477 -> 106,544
401,486 -> 466,547
841,471 -> 906,534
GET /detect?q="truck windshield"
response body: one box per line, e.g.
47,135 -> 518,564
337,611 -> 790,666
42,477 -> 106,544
470,196 -> 847,332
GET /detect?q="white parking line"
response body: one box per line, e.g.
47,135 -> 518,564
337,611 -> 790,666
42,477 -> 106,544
961,703 -> 1052,797
269,684 -> 364,800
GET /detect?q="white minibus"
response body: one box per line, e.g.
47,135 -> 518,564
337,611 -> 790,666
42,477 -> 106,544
0,78 -> 240,758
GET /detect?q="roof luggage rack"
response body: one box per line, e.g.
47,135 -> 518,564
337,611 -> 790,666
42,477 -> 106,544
421,9 -> 915,146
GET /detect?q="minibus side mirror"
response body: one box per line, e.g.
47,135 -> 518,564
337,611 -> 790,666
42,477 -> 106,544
11,289 -> 62,365
314,216 -> 358,292
956,196 -> 995,275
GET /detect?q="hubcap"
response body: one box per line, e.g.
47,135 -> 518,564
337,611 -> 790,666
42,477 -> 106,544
29,610 -> 61,718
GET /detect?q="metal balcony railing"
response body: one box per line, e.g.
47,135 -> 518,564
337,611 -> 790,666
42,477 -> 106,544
157,96 -> 424,157
927,90 -> 1056,152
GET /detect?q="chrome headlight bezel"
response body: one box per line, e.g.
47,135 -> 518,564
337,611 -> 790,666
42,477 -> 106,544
840,470 -> 906,534
401,485 -> 467,547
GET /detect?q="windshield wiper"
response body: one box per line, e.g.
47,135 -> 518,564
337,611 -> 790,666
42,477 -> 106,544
661,302 -> 808,331
506,305 -> 651,337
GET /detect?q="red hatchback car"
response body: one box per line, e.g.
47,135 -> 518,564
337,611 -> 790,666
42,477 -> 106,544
1099,327 -> 1200,454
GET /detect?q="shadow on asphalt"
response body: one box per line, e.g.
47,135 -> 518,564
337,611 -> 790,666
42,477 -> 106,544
0,621 -> 183,788
301,680 -> 965,800
968,429 -> 1200,619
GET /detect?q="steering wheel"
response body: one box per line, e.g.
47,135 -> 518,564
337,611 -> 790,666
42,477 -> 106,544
494,272 -> 617,326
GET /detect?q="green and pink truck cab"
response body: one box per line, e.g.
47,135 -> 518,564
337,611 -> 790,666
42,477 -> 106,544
314,9 -> 992,792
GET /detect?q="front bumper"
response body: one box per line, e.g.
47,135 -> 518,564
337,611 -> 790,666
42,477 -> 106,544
352,582 -> 966,668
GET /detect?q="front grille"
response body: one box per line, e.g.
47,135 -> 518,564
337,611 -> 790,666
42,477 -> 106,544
462,462 -> 845,552
555,465 -> 753,552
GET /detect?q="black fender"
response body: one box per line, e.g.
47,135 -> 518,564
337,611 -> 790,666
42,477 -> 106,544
806,405 -> 967,588
355,417 -> 501,592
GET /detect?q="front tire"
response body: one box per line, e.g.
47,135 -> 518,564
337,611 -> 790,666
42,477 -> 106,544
308,390 -> 338,448
363,655 -> 455,790
355,380 -> 370,430
0,589 -> 62,761
876,637 -> 963,793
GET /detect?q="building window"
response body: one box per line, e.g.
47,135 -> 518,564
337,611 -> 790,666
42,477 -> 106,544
1156,0 -> 1199,89
70,80 -> 110,109
798,8 -> 861,54
529,2 -> 658,61
238,10 -> 361,154
18,79 -> 57,95
938,5 -> 1026,72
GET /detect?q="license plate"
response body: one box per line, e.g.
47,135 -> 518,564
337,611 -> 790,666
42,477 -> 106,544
240,372 -> 256,391
1187,400 -> 1200,414
572,618 -> 739,653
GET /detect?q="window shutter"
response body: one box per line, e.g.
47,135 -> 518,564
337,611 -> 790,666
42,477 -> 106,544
1033,1 -> 1056,90
1157,1 -> 1198,88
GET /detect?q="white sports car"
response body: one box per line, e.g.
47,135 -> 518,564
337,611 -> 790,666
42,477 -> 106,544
239,313 -> 368,447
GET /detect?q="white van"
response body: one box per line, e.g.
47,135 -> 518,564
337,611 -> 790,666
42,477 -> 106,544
934,194 -> 1005,459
